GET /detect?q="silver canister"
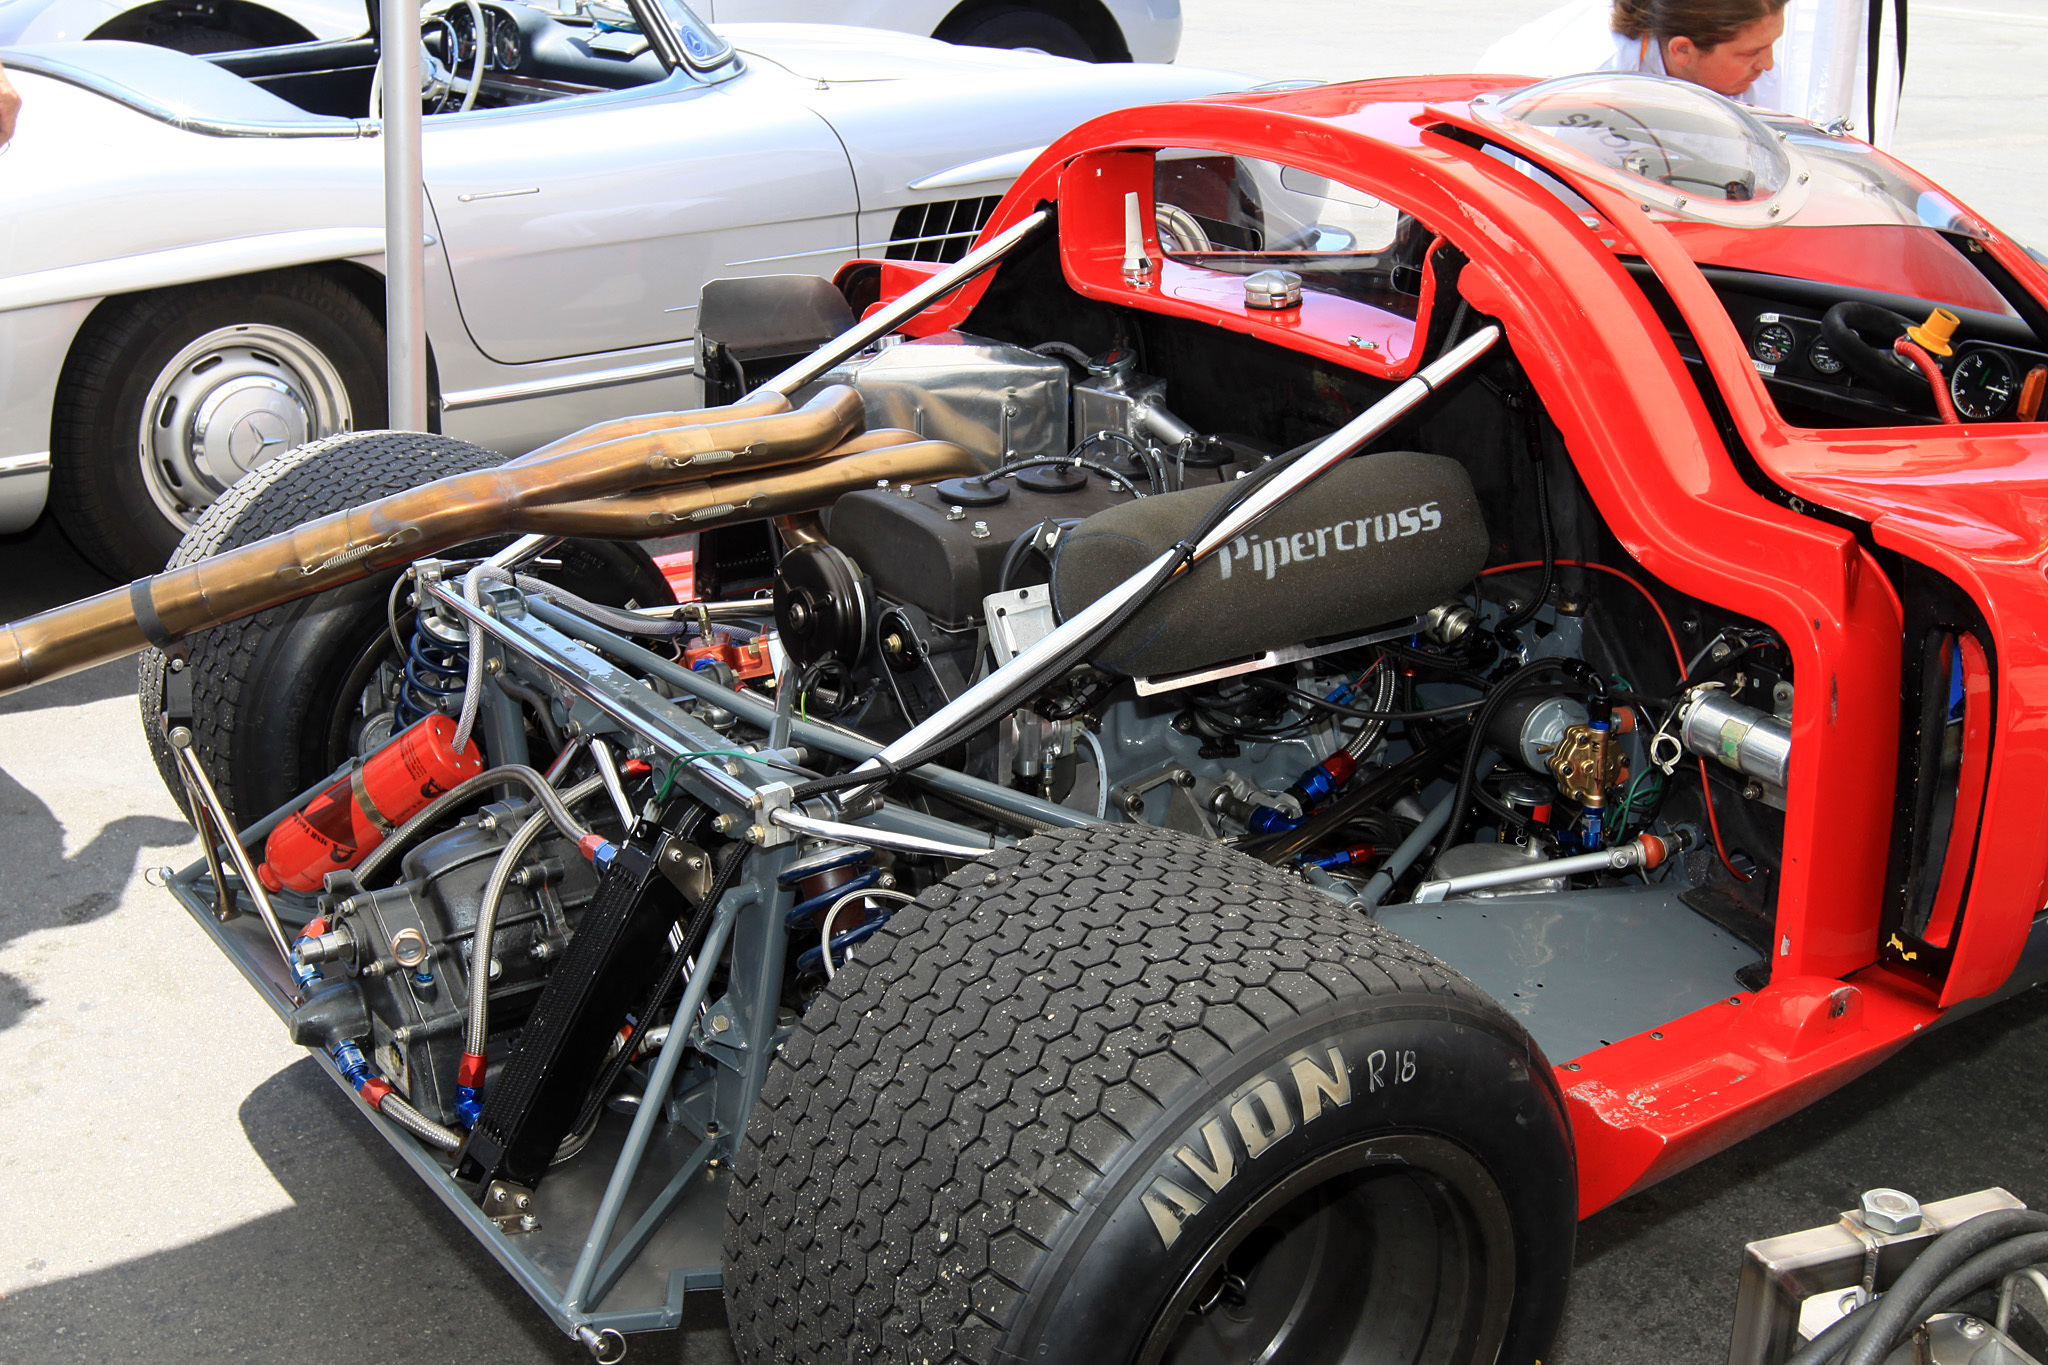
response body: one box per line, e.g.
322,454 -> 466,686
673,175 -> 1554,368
1678,688 -> 1792,788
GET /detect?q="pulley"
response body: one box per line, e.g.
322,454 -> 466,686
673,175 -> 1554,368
774,543 -> 870,669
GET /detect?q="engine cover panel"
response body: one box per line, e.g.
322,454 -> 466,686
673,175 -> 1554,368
825,473 -> 1135,629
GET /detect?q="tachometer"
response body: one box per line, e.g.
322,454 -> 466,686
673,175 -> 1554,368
447,3 -> 475,66
1752,322 -> 1796,366
1950,350 -> 2018,421
492,12 -> 521,70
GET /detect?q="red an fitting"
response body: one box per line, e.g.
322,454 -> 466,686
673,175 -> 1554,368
360,1078 -> 394,1108
456,1052 -> 488,1089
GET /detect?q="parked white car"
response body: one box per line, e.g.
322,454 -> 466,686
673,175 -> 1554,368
0,0 -> 1176,62
0,0 -> 1235,578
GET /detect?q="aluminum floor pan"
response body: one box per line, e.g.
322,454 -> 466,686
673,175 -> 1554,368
1376,882 -> 1758,1065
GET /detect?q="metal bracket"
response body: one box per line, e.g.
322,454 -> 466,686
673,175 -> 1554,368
1727,1187 -> 2028,1364
482,1180 -> 542,1235
747,782 -> 798,847
657,840 -> 715,904
1111,762 -> 1196,819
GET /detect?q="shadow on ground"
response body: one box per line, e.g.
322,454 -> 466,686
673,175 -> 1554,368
0,1061 -> 737,1364
0,752 -> 191,1032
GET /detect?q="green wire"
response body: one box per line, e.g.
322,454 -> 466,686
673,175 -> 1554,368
655,748 -> 808,805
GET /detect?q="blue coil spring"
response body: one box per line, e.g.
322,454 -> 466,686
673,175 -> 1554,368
394,627 -> 468,728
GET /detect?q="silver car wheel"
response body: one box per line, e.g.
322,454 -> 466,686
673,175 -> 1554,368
136,322 -> 354,525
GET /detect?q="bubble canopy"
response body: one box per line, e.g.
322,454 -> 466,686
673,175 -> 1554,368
1468,73 -> 1988,238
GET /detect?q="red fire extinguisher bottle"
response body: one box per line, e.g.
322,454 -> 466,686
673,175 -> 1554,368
256,714 -> 485,893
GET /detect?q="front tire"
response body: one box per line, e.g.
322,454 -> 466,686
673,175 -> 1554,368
53,268 -> 386,581
725,824 -> 1576,1365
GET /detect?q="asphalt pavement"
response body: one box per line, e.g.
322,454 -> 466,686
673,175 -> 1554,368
2,2 -> 2046,1361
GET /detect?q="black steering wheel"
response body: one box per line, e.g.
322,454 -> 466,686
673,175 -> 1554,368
1820,300 -> 1934,404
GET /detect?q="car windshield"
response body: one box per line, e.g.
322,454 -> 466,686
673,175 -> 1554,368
1470,72 -> 1988,239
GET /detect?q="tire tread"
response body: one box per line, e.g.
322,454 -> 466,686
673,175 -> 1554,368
724,823 -> 1519,1365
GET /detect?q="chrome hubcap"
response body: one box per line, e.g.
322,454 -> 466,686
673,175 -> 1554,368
139,323 -> 352,524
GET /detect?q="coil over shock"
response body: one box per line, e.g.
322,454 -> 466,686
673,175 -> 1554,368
779,846 -> 910,976
395,599 -> 469,730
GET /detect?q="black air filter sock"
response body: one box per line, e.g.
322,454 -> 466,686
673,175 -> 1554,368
1051,451 -> 1488,678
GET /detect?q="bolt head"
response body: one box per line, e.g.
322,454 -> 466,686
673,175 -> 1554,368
1860,1188 -> 1923,1234
1960,1319 -> 1987,1339
709,1013 -> 730,1033
947,505 -> 966,520
971,520 -> 990,539
712,813 -> 738,833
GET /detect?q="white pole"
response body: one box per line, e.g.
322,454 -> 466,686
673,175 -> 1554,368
380,0 -> 430,431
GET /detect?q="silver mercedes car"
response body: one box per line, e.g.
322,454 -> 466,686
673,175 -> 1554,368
0,0 -> 1234,578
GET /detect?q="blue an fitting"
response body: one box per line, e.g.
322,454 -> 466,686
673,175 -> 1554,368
1303,845 -> 1375,871
332,1039 -> 373,1090
1247,804 -> 1303,836
455,1088 -> 482,1128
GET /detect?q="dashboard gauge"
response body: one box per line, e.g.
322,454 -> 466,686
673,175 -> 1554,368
1752,322 -> 1796,366
448,4 -> 475,65
492,14 -> 521,69
1808,341 -> 1844,376
1951,350 -> 2018,421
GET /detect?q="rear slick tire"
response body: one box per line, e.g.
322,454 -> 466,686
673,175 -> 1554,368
724,824 -> 1576,1365
136,429 -> 672,826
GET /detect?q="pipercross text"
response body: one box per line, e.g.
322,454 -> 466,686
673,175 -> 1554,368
1216,503 -> 1445,581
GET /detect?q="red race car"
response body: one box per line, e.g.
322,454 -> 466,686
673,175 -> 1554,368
16,68 -> 2047,1365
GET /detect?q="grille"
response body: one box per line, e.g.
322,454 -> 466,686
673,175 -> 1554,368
883,196 -> 1003,263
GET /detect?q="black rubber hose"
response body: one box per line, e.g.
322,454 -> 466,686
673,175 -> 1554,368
1797,1232 -> 2048,1364
1785,1211 -> 2048,1365
516,576 -> 699,638
492,673 -> 564,754
1441,658 -> 1593,849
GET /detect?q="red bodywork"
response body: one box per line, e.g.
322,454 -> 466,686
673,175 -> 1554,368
861,77 -> 2048,1217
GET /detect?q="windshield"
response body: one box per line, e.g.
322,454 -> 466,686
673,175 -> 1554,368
1470,72 -> 1989,238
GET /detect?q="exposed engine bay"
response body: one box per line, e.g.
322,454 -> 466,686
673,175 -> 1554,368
215,238 -> 1812,1219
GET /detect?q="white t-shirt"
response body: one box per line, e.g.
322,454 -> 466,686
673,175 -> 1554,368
1474,0 -> 1904,150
